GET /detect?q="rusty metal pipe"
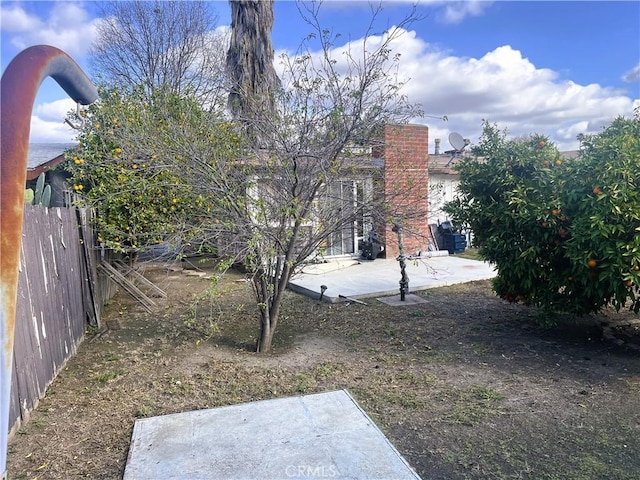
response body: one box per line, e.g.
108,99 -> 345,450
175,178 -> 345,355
1,45 -> 98,478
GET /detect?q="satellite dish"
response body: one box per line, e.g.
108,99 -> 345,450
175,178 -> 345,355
449,132 -> 465,151
444,131 -> 468,167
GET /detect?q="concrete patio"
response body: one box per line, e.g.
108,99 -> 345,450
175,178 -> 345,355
288,252 -> 497,303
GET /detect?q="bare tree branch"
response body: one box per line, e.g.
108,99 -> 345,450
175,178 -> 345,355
90,0 -> 228,108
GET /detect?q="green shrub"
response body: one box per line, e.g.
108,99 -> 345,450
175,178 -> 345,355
445,111 -> 640,315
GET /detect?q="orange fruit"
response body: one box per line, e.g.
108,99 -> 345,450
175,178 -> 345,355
555,159 -> 562,166
538,140 -> 546,147
587,259 -> 597,268
552,208 -> 561,216
625,280 -> 633,287
592,187 -> 602,195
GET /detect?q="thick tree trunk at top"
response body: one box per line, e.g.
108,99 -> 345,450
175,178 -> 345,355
226,0 -> 280,122
227,0 -> 282,353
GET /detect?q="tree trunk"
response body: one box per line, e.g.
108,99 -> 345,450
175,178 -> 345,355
226,0 -> 279,121
256,298 -> 280,352
253,269 -> 284,353
257,313 -> 273,353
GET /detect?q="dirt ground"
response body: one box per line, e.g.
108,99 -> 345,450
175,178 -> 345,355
7,263 -> 640,480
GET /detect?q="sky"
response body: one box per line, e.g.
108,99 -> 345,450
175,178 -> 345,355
1,0 -> 639,152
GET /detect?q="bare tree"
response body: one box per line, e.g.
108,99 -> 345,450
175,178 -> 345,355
109,1 -> 425,352
223,1 -> 424,351
90,0 -> 228,107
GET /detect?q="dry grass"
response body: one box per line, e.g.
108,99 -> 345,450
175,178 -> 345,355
7,265 -> 640,479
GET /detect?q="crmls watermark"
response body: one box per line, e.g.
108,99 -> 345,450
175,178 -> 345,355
285,464 -> 338,478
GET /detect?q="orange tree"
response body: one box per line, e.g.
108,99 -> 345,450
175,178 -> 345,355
444,111 -> 640,316
64,85 -> 238,255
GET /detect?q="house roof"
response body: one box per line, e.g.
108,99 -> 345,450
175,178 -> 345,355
253,147 -> 385,171
429,150 -> 582,175
562,150 -> 579,159
27,143 -> 77,180
429,153 -> 465,174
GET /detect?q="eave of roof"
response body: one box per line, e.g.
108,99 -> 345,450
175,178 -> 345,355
26,143 -> 77,180
428,150 -> 582,175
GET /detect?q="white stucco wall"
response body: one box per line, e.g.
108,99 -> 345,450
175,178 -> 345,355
428,172 -> 460,225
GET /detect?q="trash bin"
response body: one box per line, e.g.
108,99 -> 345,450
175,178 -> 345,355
438,221 -> 454,234
443,233 -> 467,254
361,241 -> 383,260
361,229 -> 384,260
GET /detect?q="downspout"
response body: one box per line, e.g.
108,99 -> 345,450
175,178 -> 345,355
1,45 -> 98,479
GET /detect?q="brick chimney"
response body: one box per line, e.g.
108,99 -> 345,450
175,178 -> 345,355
378,123 -> 429,258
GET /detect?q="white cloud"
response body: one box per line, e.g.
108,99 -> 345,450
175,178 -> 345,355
377,30 -> 638,151
33,98 -> 76,122
0,4 -> 42,31
30,98 -> 78,143
1,2 -> 100,58
320,0 -> 494,24
437,0 -> 494,24
556,121 -> 590,142
278,26 -> 637,151
623,63 -> 640,83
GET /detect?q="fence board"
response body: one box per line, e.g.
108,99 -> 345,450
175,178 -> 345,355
8,205 -> 115,435
77,208 -> 101,327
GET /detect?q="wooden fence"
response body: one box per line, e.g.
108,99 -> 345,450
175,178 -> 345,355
8,205 -> 115,435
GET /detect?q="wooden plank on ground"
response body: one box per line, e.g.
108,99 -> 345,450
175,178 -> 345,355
97,262 -> 156,312
113,260 -> 167,298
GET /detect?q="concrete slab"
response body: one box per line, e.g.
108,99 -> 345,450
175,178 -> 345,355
377,294 -> 428,306
289,254 -> 496,302
300,259 -> 361,275
124,389 -> 421,480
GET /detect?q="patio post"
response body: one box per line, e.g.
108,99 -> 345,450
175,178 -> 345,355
392,223 -> 409,301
